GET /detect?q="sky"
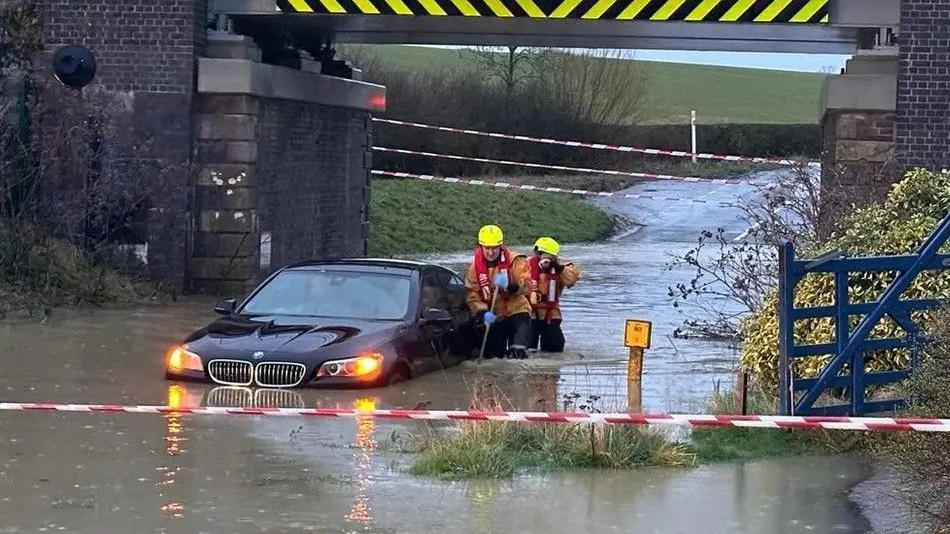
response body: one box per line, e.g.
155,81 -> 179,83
622,50 -> 849,73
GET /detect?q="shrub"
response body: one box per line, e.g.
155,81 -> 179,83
871,309 -> 950,531
739,168 -> 950,384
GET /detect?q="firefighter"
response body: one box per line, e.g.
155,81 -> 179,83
529,237 -> 581,352
465,224 -> 532,359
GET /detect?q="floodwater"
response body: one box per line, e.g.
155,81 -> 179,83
0,172 -> 876,532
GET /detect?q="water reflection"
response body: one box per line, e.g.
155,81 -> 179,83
345,397 -> 378,529
158,385 -> 197,520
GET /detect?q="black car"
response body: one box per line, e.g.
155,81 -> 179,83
165,259 -> 477,388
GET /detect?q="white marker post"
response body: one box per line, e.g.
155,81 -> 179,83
690,110 -> 697,164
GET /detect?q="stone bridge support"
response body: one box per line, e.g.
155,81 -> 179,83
191,34 -> 383,294
35,1 -> 383,294
820,0 -> 949,224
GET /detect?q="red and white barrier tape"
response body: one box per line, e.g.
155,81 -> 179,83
374,146 -> 751,185
371,170 -> 727,205
2,402 -> 948,432
372,117 -> 820,168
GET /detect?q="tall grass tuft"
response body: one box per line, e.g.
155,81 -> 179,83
408,386 -> 694,480
410,421 -> 695,480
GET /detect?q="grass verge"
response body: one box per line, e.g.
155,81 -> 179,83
406,384 -> 862,480
690,383 -> 864,463
369,179 -> 615,257
409,422 -> 695,480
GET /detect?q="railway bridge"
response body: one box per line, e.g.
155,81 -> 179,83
26,0 -> 950,290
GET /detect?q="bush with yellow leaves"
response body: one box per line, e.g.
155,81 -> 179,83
740,168 -> 950,384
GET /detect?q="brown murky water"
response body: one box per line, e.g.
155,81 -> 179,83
0,175 -> 875,532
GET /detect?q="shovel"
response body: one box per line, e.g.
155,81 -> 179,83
477,288 -> 500,360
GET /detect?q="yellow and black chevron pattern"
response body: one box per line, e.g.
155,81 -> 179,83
276,0 -> 828,22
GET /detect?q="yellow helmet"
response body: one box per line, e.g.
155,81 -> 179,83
478,225 -> 504,247
534,237 -> 560,256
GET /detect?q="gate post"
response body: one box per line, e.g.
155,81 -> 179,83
777,242 -> 795,415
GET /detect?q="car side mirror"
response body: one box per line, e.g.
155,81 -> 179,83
423,308 -> 453,325
214,298 -> 236,315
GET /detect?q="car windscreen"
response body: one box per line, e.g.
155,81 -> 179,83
241,269 -> 412,320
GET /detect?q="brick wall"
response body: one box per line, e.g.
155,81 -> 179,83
191,94 -> 371,295
256,100 -> 370,268
43,0 -> 202,93
896,0 -> 950,169
41,0 -> 206,288
819,109 -> 900,236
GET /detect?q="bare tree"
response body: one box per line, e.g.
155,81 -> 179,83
460,46 -> 544,97
667,164 -> 821,339
532,49 -> 648,132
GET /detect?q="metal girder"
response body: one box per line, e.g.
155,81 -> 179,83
829,0 -> 899,27
217,11 -> 860,53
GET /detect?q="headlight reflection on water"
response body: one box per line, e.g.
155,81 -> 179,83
159,385 -> 190,519
345,397 -> 378,527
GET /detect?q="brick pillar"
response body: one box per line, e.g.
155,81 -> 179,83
896,0 -> 950,170
818,53 -> 900,236
190,35 -> 384,294
192,95 -> 261,295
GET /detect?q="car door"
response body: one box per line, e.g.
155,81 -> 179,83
416,269 -> 452,372
436,268 -> 477,359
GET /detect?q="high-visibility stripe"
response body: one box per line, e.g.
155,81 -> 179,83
514,0 -> 546,17
317,0 -> 347,12
352,0 -> 381,13
417,0 -> 448,14
719,0 -> 755,20
276,0 -> 831,21
616,0 -> 652,19
550,0 -> 584,17
685,0 -> 720,20
754,0 -> 792,21
582,0 -> 618,19
482,0 -> 515,16
383,0 -> 414,14
789,0 -> 823,22
288,0 -> 315,11
650,0 -> 687,20
450,0 -> 481,15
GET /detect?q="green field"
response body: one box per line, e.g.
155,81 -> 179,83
369,179 -> 615,257
354,45 -> 826,124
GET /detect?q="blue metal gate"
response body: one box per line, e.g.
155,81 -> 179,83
777,213 -> 950,416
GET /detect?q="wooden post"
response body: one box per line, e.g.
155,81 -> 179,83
628,347 -> 644,381
735,371 -> 749,415
627,347 -> 644,413
624,320 -> 651,414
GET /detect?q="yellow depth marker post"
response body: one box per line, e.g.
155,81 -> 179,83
624,319 -> 652,412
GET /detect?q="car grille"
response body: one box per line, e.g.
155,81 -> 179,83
254,388 -> 305,408
255,362 -> 307,388
206,386 -> 253,407
208,360 -> 254,386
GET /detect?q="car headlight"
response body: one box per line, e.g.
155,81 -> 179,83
166,346 -> 203,372
316,353 -> 382,379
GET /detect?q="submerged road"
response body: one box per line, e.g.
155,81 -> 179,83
0,172 -> 874,532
